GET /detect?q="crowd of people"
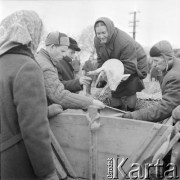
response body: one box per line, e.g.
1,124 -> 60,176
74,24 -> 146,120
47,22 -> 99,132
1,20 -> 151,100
0,10 -> 179,179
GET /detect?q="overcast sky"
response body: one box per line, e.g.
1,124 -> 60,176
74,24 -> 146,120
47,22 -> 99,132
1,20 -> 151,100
0,0 -> 180,49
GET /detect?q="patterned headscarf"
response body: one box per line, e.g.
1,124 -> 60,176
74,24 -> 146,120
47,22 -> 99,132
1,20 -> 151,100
0,10 -> 43,55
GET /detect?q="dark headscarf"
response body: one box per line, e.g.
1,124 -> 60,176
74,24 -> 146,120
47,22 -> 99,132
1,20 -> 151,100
94,17 -> 115,44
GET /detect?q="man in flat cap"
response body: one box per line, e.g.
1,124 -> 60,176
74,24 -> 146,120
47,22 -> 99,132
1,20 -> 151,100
56,37 -> 92,93
123,40 -> 180,122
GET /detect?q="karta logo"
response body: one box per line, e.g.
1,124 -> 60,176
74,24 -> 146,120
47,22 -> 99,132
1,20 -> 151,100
107,156 -> 179,179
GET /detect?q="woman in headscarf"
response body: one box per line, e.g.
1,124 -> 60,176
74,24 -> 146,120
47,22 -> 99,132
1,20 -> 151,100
93,17 -> 148,111
0,10 -> 58,179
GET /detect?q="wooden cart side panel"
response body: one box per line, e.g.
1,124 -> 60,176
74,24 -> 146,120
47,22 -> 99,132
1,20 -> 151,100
50,112 -> 172,179
50,113 -> 89,178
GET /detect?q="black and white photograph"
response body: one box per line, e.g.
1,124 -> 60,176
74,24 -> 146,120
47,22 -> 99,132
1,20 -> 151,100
0,0 -> 180,179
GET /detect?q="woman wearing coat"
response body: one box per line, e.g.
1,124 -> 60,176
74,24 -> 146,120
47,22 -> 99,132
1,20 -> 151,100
93,17 -> 148,111
0,10 -> 58,179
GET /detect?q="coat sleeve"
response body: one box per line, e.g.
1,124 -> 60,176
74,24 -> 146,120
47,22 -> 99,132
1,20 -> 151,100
43,67 -> 93,109
128,75 -> 180,122
13,61 -> 55,177
61,78 -> 82,93
172,105 -> 180,121
117,39 -> 138,75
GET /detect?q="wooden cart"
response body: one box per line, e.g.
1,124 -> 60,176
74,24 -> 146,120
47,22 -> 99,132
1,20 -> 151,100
49,106 -> 180,180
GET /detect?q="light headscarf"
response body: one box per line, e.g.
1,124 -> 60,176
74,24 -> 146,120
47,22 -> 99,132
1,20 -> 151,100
0,10 -> 43,55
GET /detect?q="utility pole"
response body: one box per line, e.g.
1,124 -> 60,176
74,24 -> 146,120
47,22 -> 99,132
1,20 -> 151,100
129,11 -> 140,40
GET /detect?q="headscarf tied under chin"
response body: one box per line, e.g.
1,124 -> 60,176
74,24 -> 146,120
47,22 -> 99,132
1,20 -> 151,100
0,10 -> 43,55
94,17 -> 115,44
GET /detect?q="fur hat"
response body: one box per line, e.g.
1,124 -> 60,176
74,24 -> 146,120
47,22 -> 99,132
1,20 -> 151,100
45,31 -> 69,46
69,37 -> 80,51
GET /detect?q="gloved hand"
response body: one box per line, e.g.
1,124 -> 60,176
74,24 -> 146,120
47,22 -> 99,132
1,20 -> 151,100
48,104 -> 63,118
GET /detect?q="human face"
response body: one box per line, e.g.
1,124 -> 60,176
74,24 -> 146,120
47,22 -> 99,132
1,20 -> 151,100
152,57 -> 167,71
66,49 -> 76,59
50,45 -> 68,61
95,25 -> 109,44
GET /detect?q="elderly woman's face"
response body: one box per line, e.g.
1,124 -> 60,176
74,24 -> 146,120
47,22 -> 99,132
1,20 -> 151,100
95,25 -> 108,44
152,57 -> 167,71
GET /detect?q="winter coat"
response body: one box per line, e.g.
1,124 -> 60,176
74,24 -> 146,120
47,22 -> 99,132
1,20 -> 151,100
125,58 -> 180,122
172,105 -> 180,121
82,59 -> 98,81
56,56 -> 82,93
82,59 -> 97,72
36,49 -> 93,109
72,58 -> 81,73
94,17 -> 148,97
0,46 -> 56,179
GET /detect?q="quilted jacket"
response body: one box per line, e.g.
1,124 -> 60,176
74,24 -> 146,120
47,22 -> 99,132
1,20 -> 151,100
36,49 -> 93,109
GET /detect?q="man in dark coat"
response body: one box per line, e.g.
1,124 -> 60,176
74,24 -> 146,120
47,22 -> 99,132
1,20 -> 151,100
82,55 -> 98,95
123,40 -> 180,122
0,10 -> 58,179
94,17 -> 148,111
56,37 -> 91,93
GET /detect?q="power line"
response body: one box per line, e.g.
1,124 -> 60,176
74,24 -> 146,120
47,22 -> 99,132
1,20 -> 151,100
129,11 -> 140,40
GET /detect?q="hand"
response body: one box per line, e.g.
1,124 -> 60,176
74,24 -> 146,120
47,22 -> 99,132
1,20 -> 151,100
79,76 -> 92,86
92,99 -> 105,109
48,104 -> 63,118
87,70 -> 98,76
122,112 -> 133,119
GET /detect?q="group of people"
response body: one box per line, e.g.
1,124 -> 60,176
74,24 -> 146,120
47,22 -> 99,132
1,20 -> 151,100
0,10 -> 179,179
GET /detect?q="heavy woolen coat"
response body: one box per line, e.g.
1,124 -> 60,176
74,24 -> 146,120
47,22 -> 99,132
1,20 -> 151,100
0,46 -> 55,179
94,17 -> 148,97
126,58 -> 180,122
56,56 -> 82,93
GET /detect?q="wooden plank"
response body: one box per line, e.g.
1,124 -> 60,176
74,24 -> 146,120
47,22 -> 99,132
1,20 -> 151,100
52,150 -> 67,179
50,130 -> 77,178
61,147 -> 89,178
88,106 -> 100,180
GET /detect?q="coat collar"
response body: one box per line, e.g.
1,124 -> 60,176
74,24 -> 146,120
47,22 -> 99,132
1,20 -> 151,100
63,56 -> 72,64
105,28 -> 118,57
39,48 -> 57,67
3,45 -> 35,60
162,58 -> 175,77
